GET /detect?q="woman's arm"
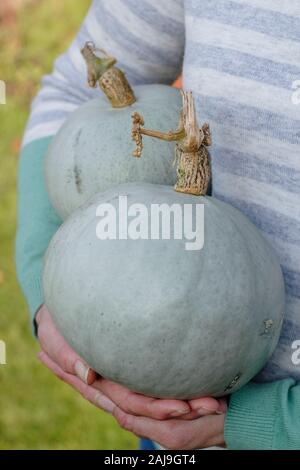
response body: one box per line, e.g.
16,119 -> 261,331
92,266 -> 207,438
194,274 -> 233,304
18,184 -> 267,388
16,137 -> 60,322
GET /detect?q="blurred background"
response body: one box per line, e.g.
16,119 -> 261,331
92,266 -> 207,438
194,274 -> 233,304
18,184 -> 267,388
0,0 -> 138,450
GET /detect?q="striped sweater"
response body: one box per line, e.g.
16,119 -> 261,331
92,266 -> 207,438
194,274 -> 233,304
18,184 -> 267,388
17,0 -> 300,449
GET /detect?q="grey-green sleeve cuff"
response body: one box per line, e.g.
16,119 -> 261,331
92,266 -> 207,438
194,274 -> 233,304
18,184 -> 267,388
225,378 -> 299,450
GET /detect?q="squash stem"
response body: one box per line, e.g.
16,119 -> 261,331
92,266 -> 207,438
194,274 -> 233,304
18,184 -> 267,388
131,91 -> 212,196
81,42 -> 136,108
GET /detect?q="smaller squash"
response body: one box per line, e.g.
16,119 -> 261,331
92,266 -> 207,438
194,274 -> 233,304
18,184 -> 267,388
45,43 -> 182,220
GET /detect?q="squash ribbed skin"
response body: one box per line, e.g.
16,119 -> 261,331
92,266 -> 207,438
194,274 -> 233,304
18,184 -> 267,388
45,85 -> 182,220
43,183 -> 284,399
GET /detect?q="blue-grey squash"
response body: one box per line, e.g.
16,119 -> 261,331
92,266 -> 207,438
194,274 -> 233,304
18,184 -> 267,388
43,181 -> 284,399
45,43 -> 181,220
43,90 -> 284,399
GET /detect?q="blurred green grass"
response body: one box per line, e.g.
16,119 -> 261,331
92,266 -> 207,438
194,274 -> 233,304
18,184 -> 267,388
0,0 -> 137,450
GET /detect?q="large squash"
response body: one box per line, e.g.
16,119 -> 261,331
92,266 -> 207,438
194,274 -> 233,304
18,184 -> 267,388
43,92 -> 284,399
45,43 -> 181,220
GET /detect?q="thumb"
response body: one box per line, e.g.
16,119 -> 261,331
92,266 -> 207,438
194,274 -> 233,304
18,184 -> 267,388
52,342 -> 97,385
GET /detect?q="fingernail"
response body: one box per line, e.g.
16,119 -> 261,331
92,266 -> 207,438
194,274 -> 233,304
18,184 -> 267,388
216,409 -> 225,415
169,409 -> 190,417
86,368 -> 96,385
198,405 -> 218,413
74,360 -> 89,384
95,392 -> 115,414
199,405 -> 216,412
197,406 -> 224,416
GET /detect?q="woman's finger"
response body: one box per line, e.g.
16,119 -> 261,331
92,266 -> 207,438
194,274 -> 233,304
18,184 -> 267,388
93,379 -> 191,420
188,396 -> 226,414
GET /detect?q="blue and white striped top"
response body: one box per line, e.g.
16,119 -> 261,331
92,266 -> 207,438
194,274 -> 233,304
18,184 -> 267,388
23,0 -> 300,382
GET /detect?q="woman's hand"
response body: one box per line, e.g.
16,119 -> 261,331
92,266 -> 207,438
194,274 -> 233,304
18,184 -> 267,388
37,306 -> 226,420
113,407 -> 226,449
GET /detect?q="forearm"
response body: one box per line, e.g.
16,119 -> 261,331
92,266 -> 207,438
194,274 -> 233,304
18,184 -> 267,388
16,137 -> 62,321
225,378 -> 300,449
